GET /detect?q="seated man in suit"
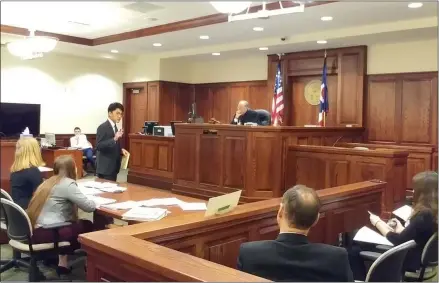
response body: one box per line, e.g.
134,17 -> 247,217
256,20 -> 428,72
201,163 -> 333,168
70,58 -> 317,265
230,100 -> 259,125
237,185 -> 354,282
70,127 -> 95,170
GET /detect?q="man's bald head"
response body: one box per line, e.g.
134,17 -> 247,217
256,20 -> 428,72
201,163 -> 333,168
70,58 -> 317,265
281,185 -> 321,229
237,100 -> 250,114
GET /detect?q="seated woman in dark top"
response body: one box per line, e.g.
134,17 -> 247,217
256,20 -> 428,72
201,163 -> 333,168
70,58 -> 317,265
349,171 -> 438,280
10,138 -> 45,208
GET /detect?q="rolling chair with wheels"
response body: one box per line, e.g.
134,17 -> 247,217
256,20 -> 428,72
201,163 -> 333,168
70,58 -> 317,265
255,109 -> 271,126
404,232 -> 438,281
0,189 -> 31,273
1,198 -> 74,281
358,240 -> 416,282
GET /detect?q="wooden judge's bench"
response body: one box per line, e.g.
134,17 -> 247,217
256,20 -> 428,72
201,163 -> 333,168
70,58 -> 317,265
128,124 -> 365,201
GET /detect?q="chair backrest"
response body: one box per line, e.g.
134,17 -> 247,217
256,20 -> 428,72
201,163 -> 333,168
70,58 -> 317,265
255,109 -> 271,126
421,232 -> 438,266
366,240 -> 416,282
0,198 -> 33,242
0,188 -> 13,225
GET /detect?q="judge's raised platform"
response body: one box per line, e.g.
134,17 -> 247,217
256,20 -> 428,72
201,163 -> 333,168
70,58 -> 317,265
127,123 -> 364,202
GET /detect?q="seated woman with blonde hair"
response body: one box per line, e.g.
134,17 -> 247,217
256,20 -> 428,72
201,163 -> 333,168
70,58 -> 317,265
27,155 -> 96,276
10,137 -> 45,209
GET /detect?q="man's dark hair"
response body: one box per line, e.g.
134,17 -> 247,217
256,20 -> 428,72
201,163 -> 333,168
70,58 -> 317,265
108,102 -> 124,113
282,185 -> 321,229
74,127 -> 80,131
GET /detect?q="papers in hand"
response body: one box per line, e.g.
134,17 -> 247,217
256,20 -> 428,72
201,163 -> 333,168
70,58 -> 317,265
178,202 -> 207,211
122,207 -> 168,222
393,205 -> 412,222
38,166 -> 53,172
87,196 -> 116,207
100,201 -> 139,210
121,151 -> 130,170
353,226 -> 394,246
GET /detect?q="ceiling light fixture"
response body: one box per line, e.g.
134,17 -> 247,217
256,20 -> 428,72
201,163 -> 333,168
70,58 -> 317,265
253,27 -> 264,31
6,29 -> 58,60
110,50 -> 119,53
408,2 -> 423,8
153,43 -> 162,47
200,35 -> 210,39
259,47 -> 268,51
215,1 -> 305,22
317,40 -> 327,44
212,52 -> 221,56
321,16 -> 333,21
210,1 -> 252,14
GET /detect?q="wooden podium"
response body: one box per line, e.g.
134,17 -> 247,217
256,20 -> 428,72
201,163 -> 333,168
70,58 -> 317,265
172,124 -> 364,202
41,148 -> 83,178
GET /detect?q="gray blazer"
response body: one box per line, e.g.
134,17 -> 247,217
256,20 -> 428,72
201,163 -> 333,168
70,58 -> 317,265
95,120 -> 122,177
36,178 -> 96,227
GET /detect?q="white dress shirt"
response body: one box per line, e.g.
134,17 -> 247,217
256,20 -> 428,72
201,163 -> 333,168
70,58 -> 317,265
108,118 -> 116,133
70,134 -> 91,149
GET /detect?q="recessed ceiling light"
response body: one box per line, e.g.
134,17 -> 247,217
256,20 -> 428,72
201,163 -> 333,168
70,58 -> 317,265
110,49 -> 119,53
317,40 -> 327,44
253,27 -> 264,32
259,47 -> 268,51
212,52 -> 221,56
153,43 -> 162,47
321,16 -> 333,21
200,35 -> 210,40
408,2 -> 423,8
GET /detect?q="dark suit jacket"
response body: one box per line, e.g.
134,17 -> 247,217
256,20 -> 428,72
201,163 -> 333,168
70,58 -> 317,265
230,109 -> 259,125
237,233 -> 354,282
95,120 -> 122,177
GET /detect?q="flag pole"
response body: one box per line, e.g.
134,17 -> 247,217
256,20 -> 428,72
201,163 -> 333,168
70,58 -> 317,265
323,49 -> 327,127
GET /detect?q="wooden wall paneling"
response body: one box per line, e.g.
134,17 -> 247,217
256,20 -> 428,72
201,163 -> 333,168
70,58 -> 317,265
248,82 -> 270,111
229,85 -> 249,119
211,86 -> 230,123
158,81 -> 177,125
194,85 -> 213,121
366,72 -> 438,146
146,82 -> 160,121
268,46 -> 366,127
175,83 -> 195,121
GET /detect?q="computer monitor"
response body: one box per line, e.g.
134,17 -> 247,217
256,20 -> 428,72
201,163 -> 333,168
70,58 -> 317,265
45,133 -> 56,146
170,121 -> 183,136
144,121 -> 158,135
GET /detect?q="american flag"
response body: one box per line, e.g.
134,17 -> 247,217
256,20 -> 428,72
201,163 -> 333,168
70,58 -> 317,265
318,54 -> 328,126
271,62 -> 284,126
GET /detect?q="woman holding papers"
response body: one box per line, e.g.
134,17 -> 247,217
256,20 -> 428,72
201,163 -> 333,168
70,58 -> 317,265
27,155 -> 96,277
348,171 -> 438,280
10,138 -> 44,209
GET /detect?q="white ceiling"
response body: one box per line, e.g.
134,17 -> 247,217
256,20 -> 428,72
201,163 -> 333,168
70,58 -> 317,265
1,1 -> 437,61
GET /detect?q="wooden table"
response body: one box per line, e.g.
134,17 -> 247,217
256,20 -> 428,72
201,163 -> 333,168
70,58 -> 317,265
90,182 -> 206,229
79,181 -> 385,282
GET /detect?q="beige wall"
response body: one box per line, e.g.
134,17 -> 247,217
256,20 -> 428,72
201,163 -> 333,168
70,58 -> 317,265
367,39 -> 437,74
1,49 -> 125,134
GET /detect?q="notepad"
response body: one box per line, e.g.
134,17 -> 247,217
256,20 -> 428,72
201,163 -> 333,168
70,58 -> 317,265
178,202 -> 207,211
393,205 -> 412,222
87,196 -> 116,207
353,226 -> 394,246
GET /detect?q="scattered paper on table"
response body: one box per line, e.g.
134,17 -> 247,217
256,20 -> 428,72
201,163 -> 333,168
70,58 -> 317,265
139,197 -> 184,207
393,205 -> 412,222
87,196 -> 116,207
98,186 -> 127,193
38,166 -> 53,172
79,181 -> 125,193
122,207 -> 168,222
353,226 -> 394,246
178,202 -> 207,211
78,185 -> 104,196
100,201 -> 140,210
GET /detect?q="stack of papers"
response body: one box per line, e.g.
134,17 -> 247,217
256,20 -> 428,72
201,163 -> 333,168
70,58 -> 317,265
139,197 -> 184,207
353,226 -> 394,246
87,196 -> 117,207
100,201 -> 140,210
121,207 -> 169,222
393,205 -> 412,222
80,181 -> 127,193
178,202 -> 207,211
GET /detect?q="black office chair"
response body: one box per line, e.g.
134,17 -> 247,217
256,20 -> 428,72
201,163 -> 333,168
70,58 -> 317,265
1,198 -> 73,281
0,189 -> 31,273
359,240 -> 416,282
405,232 -> 438,281
255,109 -> 271,126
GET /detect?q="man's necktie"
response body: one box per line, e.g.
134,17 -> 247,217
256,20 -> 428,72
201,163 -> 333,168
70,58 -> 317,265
114,124 -> 118,133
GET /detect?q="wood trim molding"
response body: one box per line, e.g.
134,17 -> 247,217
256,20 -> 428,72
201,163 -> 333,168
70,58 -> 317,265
1,1 -> 337,46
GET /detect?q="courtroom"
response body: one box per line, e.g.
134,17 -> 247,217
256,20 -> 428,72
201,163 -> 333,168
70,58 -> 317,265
0,1 -> 438,282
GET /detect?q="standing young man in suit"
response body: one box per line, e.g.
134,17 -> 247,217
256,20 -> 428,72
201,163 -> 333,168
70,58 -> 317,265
237,185 -> 354,282
96,102 -> 128,181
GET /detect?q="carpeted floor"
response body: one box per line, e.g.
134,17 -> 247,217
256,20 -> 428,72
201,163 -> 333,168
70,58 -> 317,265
0,170 -> 128,281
